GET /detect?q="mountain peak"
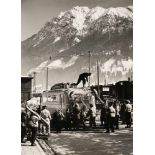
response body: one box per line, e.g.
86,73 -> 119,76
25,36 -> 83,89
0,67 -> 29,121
70,6 -> 90,13
22,5 -> 133,83
86,6 -> 106,22
67,6 -> 90,34
105,7 -> 132,18
57,6 -> 90,19
25,5 -> 133,48
127,6 -> 133,12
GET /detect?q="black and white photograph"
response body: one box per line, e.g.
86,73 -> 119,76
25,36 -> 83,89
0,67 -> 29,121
21,0 -> 133,154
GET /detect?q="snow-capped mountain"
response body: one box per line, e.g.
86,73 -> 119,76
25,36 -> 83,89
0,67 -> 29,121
22,6 -> 133,87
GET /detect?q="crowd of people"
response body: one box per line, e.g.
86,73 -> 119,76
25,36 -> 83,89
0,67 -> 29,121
49,97 -> 132,133
21,108 -> 40,146
100,99 -> 133,133
21,98 -> 133,146
21,105 -> 51,146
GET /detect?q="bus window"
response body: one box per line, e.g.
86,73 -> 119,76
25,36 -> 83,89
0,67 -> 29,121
47,94 -> 59,102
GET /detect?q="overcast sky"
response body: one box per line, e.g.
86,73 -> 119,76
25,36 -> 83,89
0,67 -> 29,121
21,0 -> 133,41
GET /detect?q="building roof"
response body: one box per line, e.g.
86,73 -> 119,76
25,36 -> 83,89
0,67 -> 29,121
21,76 -> 33,79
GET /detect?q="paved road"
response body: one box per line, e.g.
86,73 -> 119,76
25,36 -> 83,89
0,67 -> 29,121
21,140 -> 46,155
45,126 -> 133,155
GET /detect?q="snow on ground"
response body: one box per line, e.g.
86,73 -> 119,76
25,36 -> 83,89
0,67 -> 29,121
127,6 -> 133,12
33,34 -> 46,47
106,7 -> 133,18
74,37 -> 81,43
33,40 -> 42,47
121,58 -> 133,71
86,6 -> 106,22
53,36 -> 61,43
72,37 -> 81,46
70,7 -> 89,35
59,49 -> 65,53
58,12 -> 65,18
100,58 -> 115,73
100,58 -> 133,76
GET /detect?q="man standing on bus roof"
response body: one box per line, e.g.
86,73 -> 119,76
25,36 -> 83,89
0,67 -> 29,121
76,72 -> 91,87
40,105 -> 51,134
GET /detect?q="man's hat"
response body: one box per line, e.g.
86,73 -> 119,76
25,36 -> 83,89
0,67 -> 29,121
42,105 -> 47,108
125,100 -> 130,104
90,103 -> 93,107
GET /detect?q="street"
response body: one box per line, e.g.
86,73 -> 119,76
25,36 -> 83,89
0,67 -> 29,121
45,125 -> 133,155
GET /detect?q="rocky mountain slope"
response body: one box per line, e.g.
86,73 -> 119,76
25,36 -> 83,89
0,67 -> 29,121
21,6 -> 133,88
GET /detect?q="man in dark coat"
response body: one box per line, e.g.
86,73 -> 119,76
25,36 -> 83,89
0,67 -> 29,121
100,104 -> 107,128
53,109 -> 64,133
21,110 -> 27,143
76,72 -> 91,87
72,102 -> 81,130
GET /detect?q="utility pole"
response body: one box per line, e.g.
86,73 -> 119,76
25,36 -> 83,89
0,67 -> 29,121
97,60 -> 100,97
45,56 -> 52,101
88,51 -> 91,87
46,67 -> 49,91
131,74 -> 133,81
131,69 -> 133,81
104,74 -> 107,86
33,72 -> 36,94
104,79 -> 106,86
46,56 -> 52,92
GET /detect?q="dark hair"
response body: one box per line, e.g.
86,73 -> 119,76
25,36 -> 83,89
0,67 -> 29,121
125,100 -> 130,104
42,105 -> 47,109
108,102 -> 113,107
90,104 -> 93,107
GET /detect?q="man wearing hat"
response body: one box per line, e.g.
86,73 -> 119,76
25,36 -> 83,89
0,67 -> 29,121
76,72 -> 91,87
86,103 -> 96,128
125,100 -> 132,128
40,105 -> 51,134
106,101 -> 116,133
29,114 -> 40,146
